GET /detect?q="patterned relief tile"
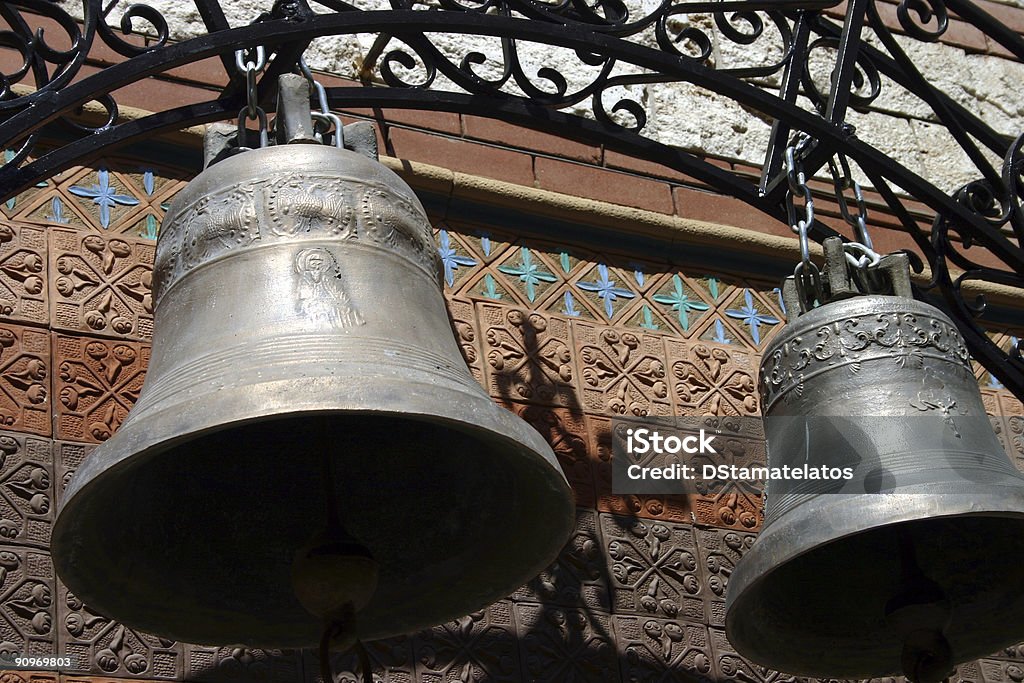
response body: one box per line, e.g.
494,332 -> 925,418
498,402 -> 594,508
62,169 -> 146,234
707,628 -> 801,683
0,326 -> 49,436
305,637 -> 413,683
478,303 -> 576,408
492,247 -> 562,307
957,659 -> 985,683
443,297 -> 483,387
569,264 -> 640,323
694,526 -> 756,629
60,677 -> 185,683
11,162 -> 187,241
57,580 -> 182,679
989,642 -> 1024,661
0,223 -> 47,327
436,230 -> 481,293
184,646 -> 303,683
981,390 -> 1002,417
0,147 -> 63,225
978,659 -> 1024,683
438,227 -> 520,305
647,274 -> 713,337
0,673 -> 57,683
0,434 -> 52,549
575,322 -> 671,417
687,417 -> 765,532
53,336 -> 149,443
694,317 -> 747,348
590,415 -> 691,523
1000,391 -> 1024,418
612,615 -> 714,683
514,603 -> 618,682
412,601 -> 520,683
432,223 -> 516,269
511,508 -> 609,612
0,546 -> 55,660
15,193 -> 93,232
599,514 -> 703,621
719,289 -> 782,349
665,339 -> 758,417
49,229 -> 155,341
52,443 -> 93,509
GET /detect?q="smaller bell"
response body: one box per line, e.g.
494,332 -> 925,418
726,238 -> 1024,682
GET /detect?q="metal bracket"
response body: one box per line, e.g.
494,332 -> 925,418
204,74 -> 380,168
782,237 -> 914,316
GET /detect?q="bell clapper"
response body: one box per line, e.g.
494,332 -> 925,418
295,418 -> 380,683
884,528 -> 954,683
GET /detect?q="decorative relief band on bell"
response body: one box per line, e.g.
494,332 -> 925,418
153,173 -> 440,305
759,310 -> 972,410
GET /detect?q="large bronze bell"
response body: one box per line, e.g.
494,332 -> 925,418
726,239 -> 1024,682
51,76 -> 574,648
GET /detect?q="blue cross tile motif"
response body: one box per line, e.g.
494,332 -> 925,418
653,275 -> 710,331
706,277 -> 721,300
711,319 -> 732,345
480,234 -> 492,257
437,230 -> 478,287
577,264 -> 635,319
497,247 -> 557,302
69,168 -> 140,228
772,287 -> 787,319
559,252 -> 572,275
480,274 -> 502,300
46,197 -> 68,224
638,304 -> 659,330
143,169 -> 156,197
562,291 -> 581,317
725,290 -> 781,345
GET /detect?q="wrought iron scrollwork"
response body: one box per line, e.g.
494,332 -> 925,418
0,0 -> 1023,395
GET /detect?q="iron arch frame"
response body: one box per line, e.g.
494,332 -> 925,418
1,0 -> 1024,394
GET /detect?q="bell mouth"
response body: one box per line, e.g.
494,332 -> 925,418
725,490 -> 1024,679
53,407 -> 574,648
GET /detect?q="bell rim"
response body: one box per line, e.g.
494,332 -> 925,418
52,375 -> 575,647
724,487 -> 1024,678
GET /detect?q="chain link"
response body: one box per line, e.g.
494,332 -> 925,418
234,45 -> 268,148
784,134 -> 822,313
298,57 -> 344,148
826,153 -> 882,272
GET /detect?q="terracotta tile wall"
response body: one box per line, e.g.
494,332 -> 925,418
0,149 -> 1022,683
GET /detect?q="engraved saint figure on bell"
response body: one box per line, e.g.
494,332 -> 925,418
293,247 -> 364,327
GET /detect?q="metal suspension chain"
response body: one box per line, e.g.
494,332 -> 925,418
299,57 -> 344,148
784,134 -> 823,313
827,153 -> 882,270
785,133 -> 898,312
235,45 -> 269,148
